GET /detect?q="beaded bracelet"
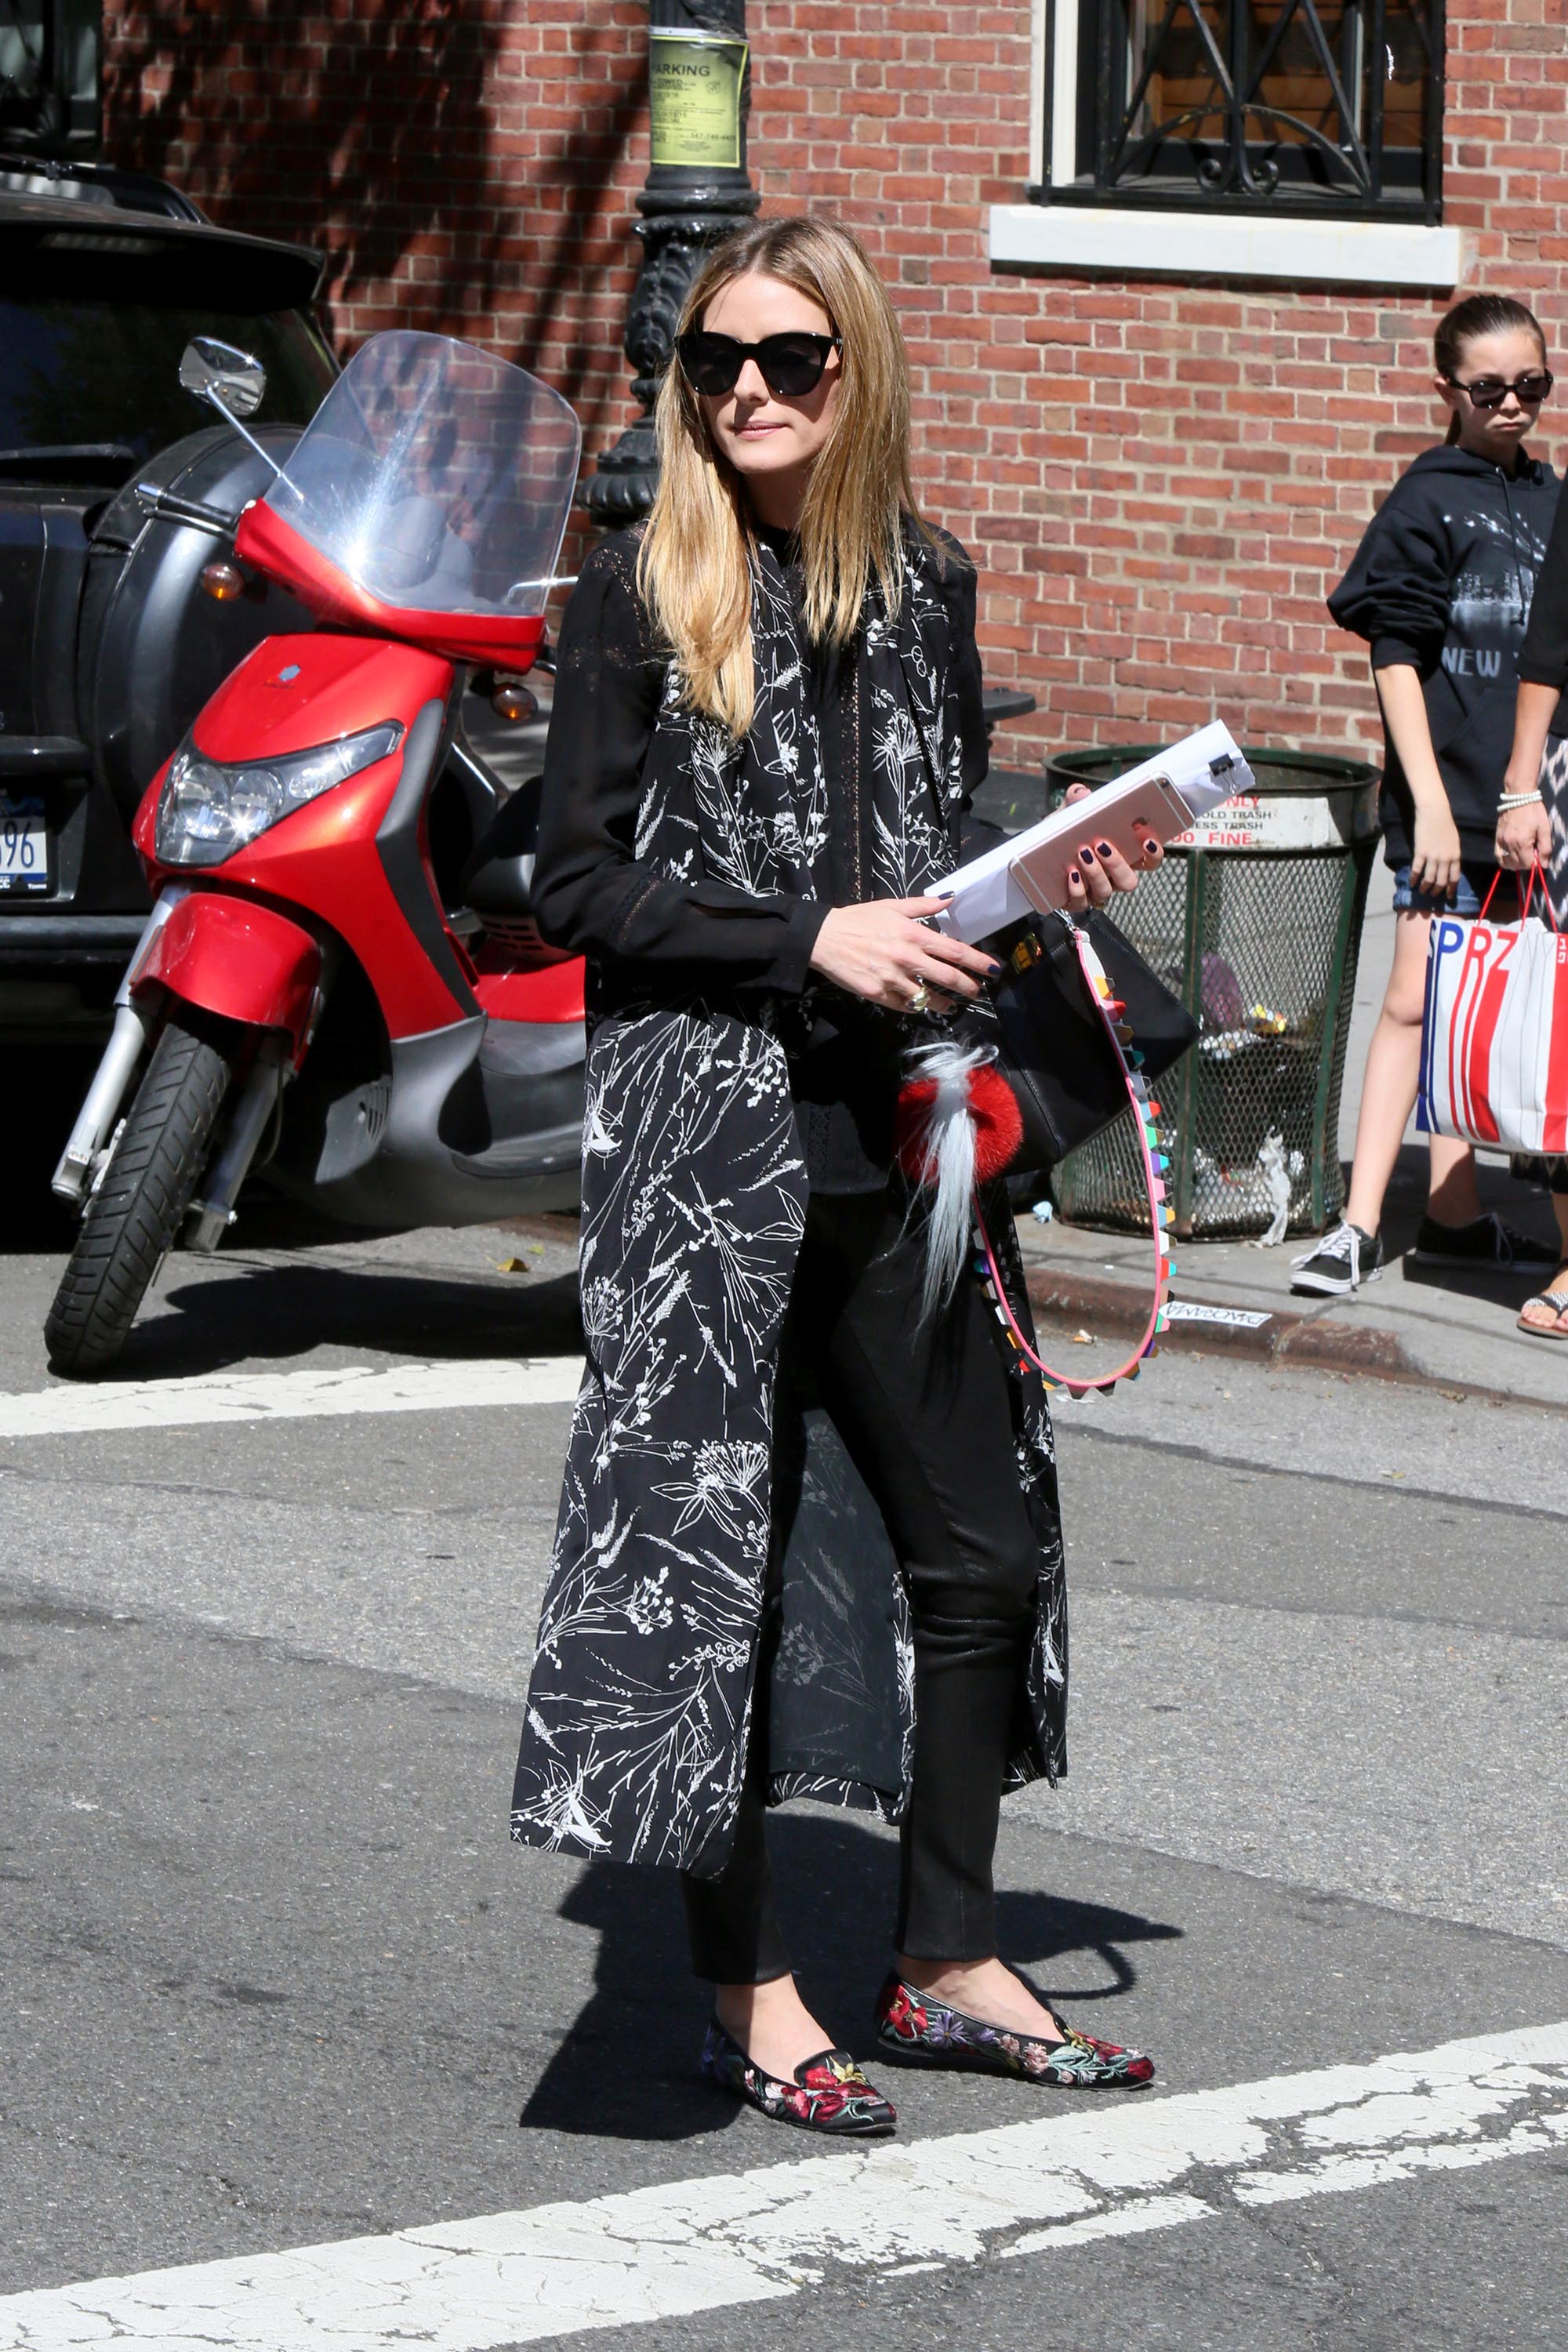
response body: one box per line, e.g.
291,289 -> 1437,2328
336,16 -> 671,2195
1497,789 -> 1544,811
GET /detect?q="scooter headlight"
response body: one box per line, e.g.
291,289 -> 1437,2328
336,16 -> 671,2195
154,721 -> 405,867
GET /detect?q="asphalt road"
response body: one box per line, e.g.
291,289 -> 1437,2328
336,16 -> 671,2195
2,1156 -> 1566,2348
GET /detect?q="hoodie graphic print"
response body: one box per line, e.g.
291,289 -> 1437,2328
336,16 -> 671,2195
1328,445 -> 1560,865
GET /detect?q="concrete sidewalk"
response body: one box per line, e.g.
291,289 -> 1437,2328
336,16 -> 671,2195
1017,1202 -> 1566,1410
1025,859 -> 1567,1411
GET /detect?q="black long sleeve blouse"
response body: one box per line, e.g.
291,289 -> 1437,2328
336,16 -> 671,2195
534,526 -> 991,1192
533,535 -> 826,993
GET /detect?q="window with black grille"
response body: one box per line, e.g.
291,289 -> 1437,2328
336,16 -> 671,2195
1047,0 -> 1443,222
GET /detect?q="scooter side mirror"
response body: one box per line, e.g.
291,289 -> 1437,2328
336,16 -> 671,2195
177,336 -> 285,484
180,336 -> 268,422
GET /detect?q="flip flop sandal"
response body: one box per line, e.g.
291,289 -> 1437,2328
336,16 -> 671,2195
1517,1287 -> 1568,1338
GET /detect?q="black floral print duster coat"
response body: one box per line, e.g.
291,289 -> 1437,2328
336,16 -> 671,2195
510,523 -> 1067,1876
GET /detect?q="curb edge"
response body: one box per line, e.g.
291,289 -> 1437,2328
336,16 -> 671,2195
1023,1265 -> 1416,1379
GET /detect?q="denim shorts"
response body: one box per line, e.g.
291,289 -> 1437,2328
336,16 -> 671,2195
1390,858 -> 1516,919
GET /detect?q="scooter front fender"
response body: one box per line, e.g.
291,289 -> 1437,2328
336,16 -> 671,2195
132,893 -> 322,1058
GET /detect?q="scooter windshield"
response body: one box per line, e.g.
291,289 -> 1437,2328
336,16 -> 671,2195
263,332 -> 581,619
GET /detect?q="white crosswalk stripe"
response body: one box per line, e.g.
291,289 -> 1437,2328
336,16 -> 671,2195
3,2021 -> 1565,2351
0,1357 -> 585,1440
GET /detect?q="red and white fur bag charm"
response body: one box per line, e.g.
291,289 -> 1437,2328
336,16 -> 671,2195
893,1038 -> 1022,1323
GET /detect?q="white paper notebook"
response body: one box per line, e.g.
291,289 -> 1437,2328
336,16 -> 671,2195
933,720 -> 1255,944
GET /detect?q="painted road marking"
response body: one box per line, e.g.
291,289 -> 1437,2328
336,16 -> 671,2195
3,2021 -> 1565,2350
0,1357 -> 585,1441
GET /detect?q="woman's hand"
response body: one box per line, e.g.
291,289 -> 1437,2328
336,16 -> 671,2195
810,788 -> 1170,1011
1410,806 -> 1463,899
1497,684 -> 1560,870
1494,793 -> 1552,875
1378,666 -> 1461,901
1060,782 -> 1164,914
809,898 -> 1000,1010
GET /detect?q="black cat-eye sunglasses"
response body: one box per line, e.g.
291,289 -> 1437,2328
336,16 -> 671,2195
1444,368 -> 1554,409
677,329 -> 843,400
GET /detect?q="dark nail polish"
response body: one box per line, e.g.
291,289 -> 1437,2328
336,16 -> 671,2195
938,891 -> 955,900
1079,847 -> 1097,866
1067,868 -> 1081,887
1096,841 -> 1113,858
986,959 -> 1003,976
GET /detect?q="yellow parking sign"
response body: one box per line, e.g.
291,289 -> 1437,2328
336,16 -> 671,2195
649,29 -> 747,170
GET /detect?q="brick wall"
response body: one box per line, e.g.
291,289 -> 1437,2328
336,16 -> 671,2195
100,0 -> 651,540
101,0 -> 1567,770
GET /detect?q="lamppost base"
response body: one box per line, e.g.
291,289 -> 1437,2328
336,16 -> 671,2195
582,418 -> 664,529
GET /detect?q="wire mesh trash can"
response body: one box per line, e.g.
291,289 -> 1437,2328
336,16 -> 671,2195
1042,746 -> 1380,1239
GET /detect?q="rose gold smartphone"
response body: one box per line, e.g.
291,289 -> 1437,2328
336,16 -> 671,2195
1009,774 -> 1193,916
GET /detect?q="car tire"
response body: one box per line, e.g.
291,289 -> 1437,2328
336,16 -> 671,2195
44,1011 -> 235,1380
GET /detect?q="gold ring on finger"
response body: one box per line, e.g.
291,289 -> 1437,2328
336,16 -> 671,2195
908,981 -> 931,1014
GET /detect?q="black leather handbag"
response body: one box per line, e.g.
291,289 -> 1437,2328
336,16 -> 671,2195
897,904 -> 1199,1395
972,909 -> 1199,1169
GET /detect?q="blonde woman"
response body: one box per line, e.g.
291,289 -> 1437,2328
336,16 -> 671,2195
510,218 -> 1156,2134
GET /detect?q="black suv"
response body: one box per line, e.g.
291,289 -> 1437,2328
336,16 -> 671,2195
0,154 -> 337,1040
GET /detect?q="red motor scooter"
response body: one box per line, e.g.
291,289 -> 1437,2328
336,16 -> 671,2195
46,329 -> 586,1377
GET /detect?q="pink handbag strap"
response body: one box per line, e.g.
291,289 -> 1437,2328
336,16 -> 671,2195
972,915 -> 1173,1400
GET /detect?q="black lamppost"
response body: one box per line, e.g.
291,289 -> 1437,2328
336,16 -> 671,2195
584,0 -> 757,527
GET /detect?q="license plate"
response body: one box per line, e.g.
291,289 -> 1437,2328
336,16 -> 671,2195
0,791 -> 51,895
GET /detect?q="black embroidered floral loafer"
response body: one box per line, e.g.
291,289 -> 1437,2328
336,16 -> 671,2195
701,2019 -> 898,2136
874,1973 -> 1155,2089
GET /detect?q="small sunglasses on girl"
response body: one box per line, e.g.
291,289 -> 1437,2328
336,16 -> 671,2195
1446,369 -> 1554,408
677,330 -> 842,399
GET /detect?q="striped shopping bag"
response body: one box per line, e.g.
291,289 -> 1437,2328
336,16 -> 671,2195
1417,885 -> 1568,1154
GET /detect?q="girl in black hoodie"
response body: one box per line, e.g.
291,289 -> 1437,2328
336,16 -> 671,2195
1294,294 -> 1566,1297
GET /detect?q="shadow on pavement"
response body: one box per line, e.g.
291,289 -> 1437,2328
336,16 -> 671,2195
1334,1140 -> 1563,1303
3,1044 -> 101,1252
102,1261 -> 587,1380
5,1054 -> 585,1379
520,1809 -> 1181,2144
1398,1255 -> 1547,1308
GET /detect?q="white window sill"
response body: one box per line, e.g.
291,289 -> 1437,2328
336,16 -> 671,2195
989,202 -> 1462,289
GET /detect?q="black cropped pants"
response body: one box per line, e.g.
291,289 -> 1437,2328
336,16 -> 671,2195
681,1187 -> 1043,1982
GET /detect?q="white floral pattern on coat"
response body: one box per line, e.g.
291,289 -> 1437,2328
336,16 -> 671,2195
511,529 -> 1066,1875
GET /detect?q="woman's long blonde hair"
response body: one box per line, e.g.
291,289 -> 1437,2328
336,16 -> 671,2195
638,216 -> 928,738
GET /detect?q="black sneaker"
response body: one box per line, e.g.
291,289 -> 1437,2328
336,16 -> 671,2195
1410,1212 -> 1562,1272
1290,1221 -> 1383,1295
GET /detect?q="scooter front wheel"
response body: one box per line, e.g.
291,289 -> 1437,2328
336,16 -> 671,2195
45,1010 -> 237,1380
